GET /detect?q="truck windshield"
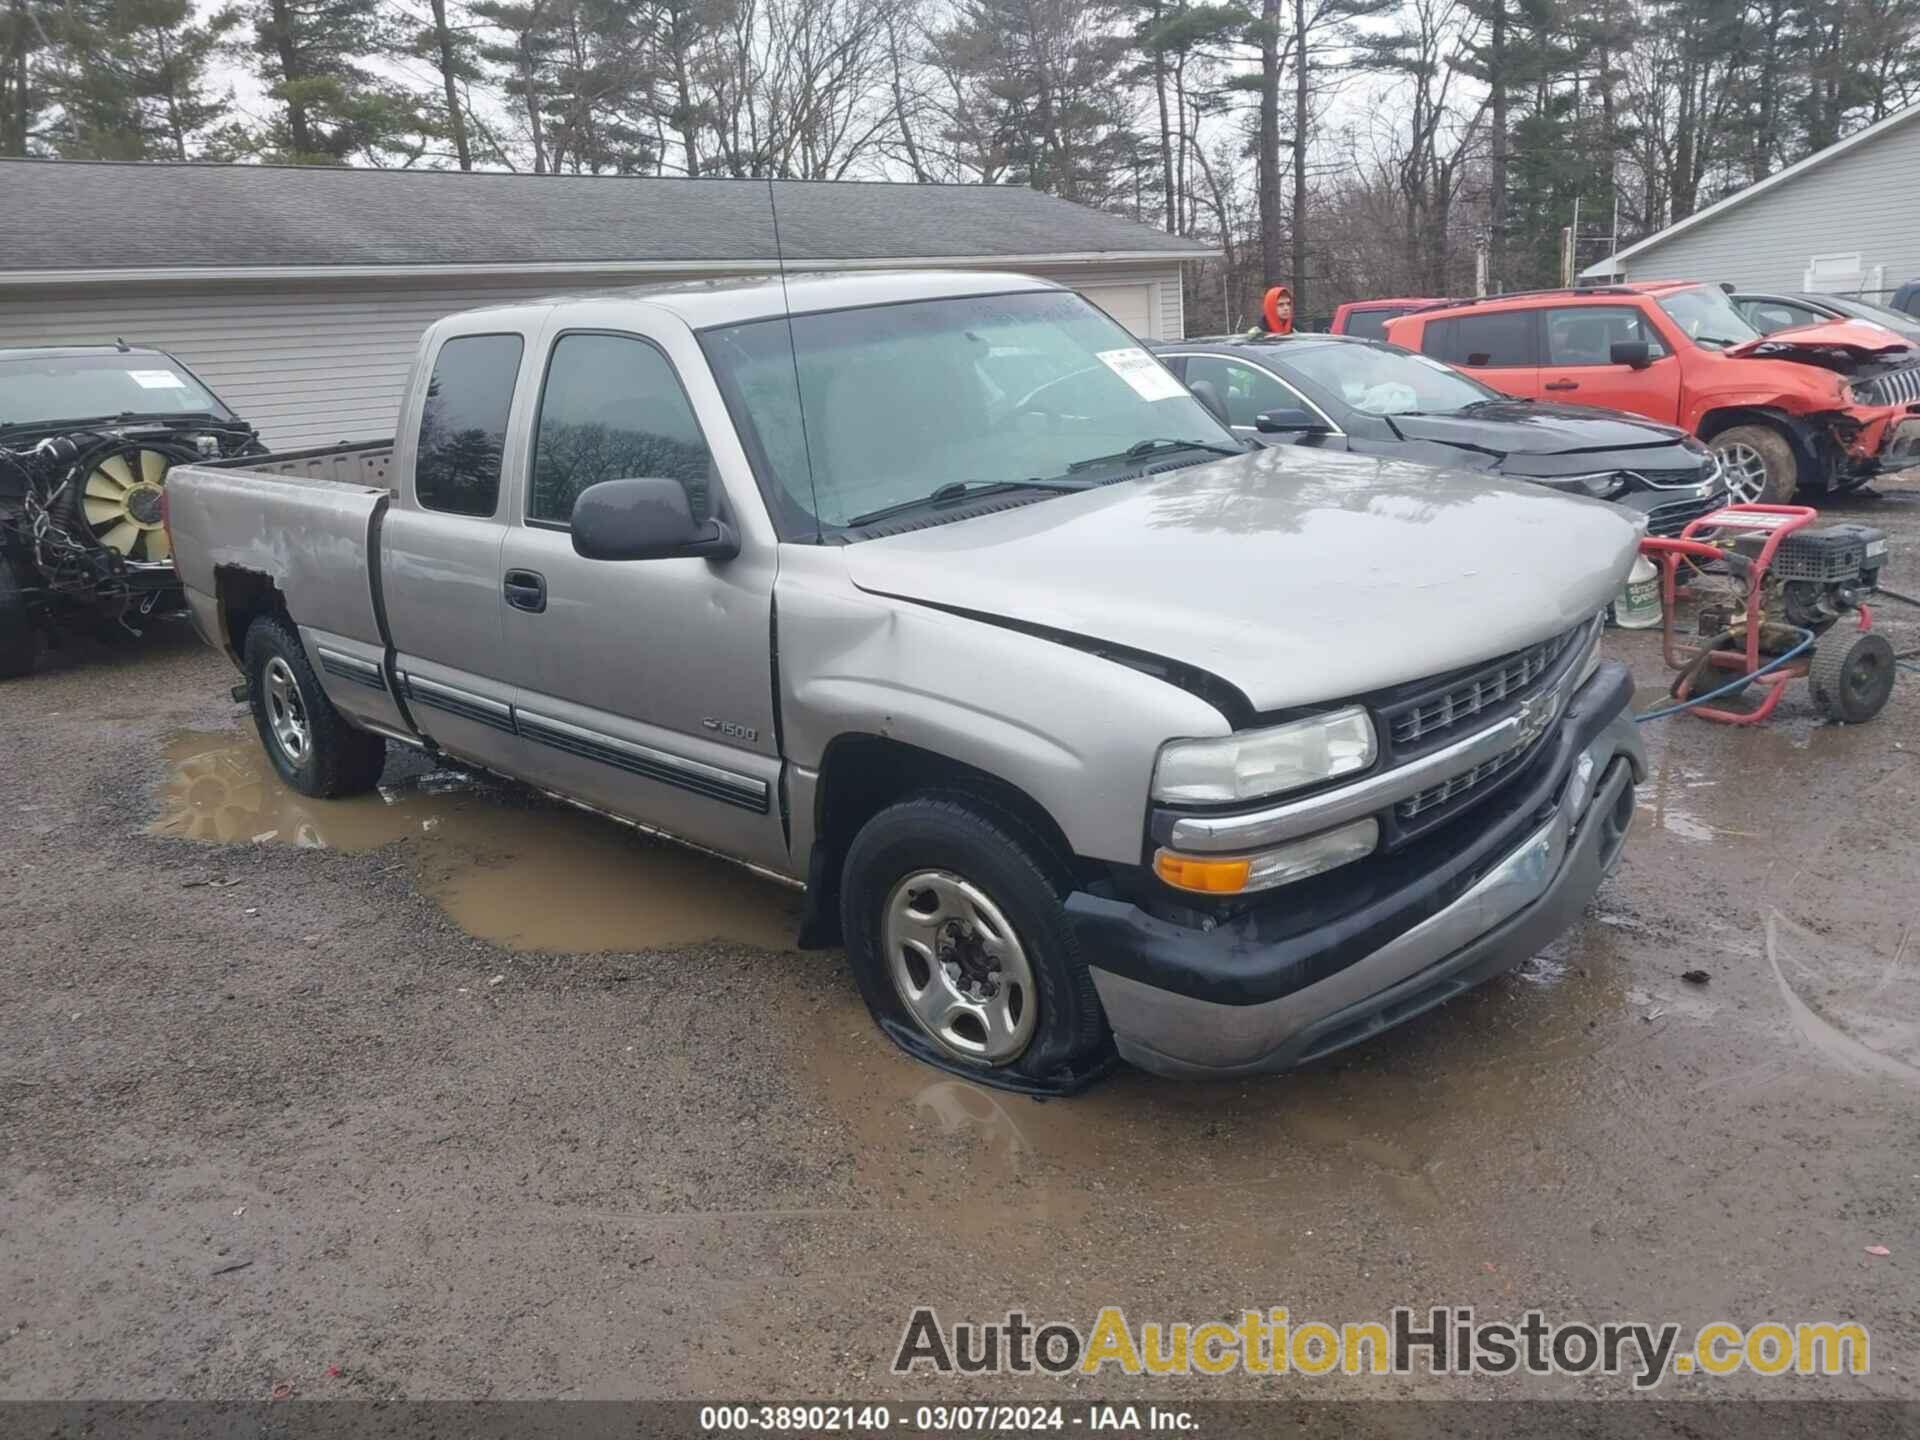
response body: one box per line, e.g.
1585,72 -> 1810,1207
1279,342 -> 1495,415
0,353 -> 226,424
700,289 -> 1235,537
1655,286 -> 1761,350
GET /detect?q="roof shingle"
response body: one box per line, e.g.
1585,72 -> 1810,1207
0,160 -> 1210,274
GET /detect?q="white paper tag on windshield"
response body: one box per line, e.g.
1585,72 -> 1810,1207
128,369 -> 186,390
1097,347 -> 1186,402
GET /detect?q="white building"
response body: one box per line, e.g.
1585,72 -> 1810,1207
0,161 -> 1210,449
1582,101 -> 1920,298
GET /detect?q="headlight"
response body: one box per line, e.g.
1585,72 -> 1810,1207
1152,706 -> 1375,804
1546,471 -> 1630,499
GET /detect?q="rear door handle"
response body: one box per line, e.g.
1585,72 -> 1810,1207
1544,379 -> 1579,392
504,569 -> 547,614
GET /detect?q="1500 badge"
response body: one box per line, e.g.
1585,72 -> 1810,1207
703,718 -> 759,742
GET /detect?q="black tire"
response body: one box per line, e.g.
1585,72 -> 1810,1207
1711,424 -> 1801,504
242,614 -> 387,797
839,792 -> 1111,1092
1809,630 -> 1895,725
0,547 -> 37,679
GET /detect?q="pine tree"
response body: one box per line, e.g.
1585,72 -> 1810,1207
243,0 -> 431,164
42,0 -> 237,160
932,0 -> 1138,204
2,0 -> 54,154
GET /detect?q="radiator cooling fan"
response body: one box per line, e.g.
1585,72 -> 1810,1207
78,446 -> 175,562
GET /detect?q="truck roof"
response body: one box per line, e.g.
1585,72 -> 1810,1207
457,269 -> 1066,331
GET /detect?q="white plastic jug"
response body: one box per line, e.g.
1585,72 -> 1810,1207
1614,555 -> 1662,630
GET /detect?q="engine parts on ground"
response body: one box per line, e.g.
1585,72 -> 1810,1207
0,422 -> 260,678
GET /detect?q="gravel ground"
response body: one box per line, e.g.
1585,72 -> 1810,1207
2,480 -> 1918,1415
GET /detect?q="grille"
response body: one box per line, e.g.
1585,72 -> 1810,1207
1385,623 -> 1582,749
1624,465 -> 1716,490
1856,364 -> 1920,408
1646,492 -> 1721,536
1397,743 -> 1530,820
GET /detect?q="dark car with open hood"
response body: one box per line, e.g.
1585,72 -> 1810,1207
1151,332 -> 1726,536
0,344 -> 265,677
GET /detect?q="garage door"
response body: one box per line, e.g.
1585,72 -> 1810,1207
1075,283 -> 1155,338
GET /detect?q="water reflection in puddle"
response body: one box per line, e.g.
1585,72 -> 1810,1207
151,729 -> 805,953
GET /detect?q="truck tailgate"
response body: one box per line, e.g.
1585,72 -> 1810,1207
166,462 -> 390,651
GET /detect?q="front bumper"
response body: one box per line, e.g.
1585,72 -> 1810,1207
1068,664 -> 1644,1077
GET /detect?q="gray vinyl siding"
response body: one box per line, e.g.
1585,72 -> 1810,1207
1610,113 -> 1920,294
0,259 -> 1190,451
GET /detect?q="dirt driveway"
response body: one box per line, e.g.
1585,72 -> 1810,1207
2,484 -> 1917,1419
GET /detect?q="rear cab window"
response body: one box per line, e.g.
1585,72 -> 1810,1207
415,333 -> 524,517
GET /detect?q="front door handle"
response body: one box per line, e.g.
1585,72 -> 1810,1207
504,569 -> 547,614
1544,379 -> 1579,392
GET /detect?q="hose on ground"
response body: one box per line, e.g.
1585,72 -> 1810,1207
1634,627 -> 1818,724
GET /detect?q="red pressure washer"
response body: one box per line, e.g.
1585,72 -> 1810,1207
1637,503 -> 1896,726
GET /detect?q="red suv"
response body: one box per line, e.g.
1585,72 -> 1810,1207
1384,281 -> 1920,502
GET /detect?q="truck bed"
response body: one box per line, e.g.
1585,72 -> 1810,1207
165,439 -> 397,655
203,437 -> 396,490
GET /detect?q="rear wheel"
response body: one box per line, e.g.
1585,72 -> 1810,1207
0,547 -> 37,679
840,793 -> 1111,1089
1711,425 -> 1800,504
242,614 -> 387,796
1810,631 -> 1895,725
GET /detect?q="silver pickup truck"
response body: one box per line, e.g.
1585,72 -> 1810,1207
164,271 -> 1646,1092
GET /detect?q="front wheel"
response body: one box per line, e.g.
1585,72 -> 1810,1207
243,614 -> 387,797
1712,425 -> 1800,504
839,794 -> 1112,1091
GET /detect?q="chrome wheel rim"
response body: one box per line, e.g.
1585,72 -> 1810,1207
882,869 -> 1038,1065
1717,442 -> 1770,503
263,657 -> 310,764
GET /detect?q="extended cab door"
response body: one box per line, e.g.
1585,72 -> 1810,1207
1537,303 -> 1682,425
493,309 -> 788,874
380,324 -> 539,775
1415,310 -> 1540,400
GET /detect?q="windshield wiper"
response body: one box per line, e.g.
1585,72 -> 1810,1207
844,478 -> 1086,529
1066,437 -> 1243,473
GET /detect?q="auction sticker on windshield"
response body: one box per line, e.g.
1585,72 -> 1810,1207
128,370 -> 187,390
1097,347 -> 1187,402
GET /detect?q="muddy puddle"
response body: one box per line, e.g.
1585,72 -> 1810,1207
151,729 -> 804,953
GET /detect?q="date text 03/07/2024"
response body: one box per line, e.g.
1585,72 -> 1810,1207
696,1403 -> 1196,1433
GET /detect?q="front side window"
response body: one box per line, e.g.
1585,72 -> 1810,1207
1656,285 -> 1761,350
529,333 -> 715,526
1181,355 -> 1297,427
415,333 -> 523,517
699,289 -> 1233,538
1544,305 -> 1669,365
1280,342 -> 1495,415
